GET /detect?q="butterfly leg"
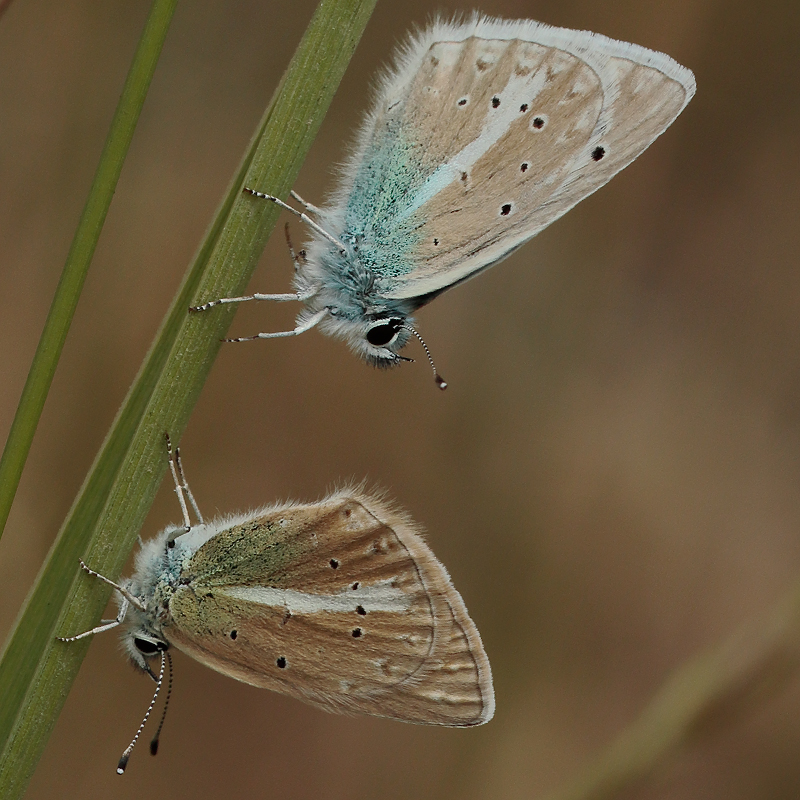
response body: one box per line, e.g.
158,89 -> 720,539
190,290 -> 303,312
242,187 -> 346,253
66,559 -> 147,612
223,307 -> 328,343
164,432 -> 203,530
174,444 -> 203,525
289,190 -> 322,215
57,596 -> 130,642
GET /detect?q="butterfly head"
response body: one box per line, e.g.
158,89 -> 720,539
124,630 -> 169,678
120,606 -> 170,679
326,313 -> 412,366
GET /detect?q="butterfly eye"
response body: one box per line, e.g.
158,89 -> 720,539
366,319 -> 402,347
133,637 -> 163,656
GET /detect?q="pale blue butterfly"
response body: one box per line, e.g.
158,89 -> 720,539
193,15 -> 695,383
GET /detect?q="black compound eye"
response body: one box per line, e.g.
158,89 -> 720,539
133,637 -> 162,655
366,320 -> 402,347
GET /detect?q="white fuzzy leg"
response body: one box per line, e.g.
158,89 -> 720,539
68,559 -> 147,614
164,433 -> 203,527
242,187 -> 346,253
289,190 -> 322,215
174,445 -> 203,525
58,596 -> 130,642
165,433 -> 192,531
190,290 -> 307,313
223,307 -> 329,343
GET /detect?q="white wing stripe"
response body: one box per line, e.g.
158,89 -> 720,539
220,579 -> 412,614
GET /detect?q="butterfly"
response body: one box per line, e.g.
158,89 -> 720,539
60,436 -> 494,772
192,15 -> 695,380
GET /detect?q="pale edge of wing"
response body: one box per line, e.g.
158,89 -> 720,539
321,13 -> 695,224
356,490 -> 496,724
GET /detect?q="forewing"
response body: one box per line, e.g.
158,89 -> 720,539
166,491 -> 493,726
338,18 -> 694,301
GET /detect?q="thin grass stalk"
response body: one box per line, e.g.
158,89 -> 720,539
0,1 -> 377,795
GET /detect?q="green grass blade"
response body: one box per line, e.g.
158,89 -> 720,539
0,0 -> 178,544
0,0 -> 377,795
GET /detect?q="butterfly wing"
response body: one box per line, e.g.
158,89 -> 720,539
332,16 -> 694,303
165,491 -> 493,726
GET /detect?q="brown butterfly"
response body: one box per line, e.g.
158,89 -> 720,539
61,437 -> 493,771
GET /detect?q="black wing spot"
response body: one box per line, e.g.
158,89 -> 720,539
351,582 -> 360,590
433,238 -> 439,246
519,103 -> 528,113
491,96 -> 501,108
276,656 -> 287,668
351,628 -> 363,638
457,96 -> 468,106
229,630 -> 237,640
592,146 -> 606,161
520,163 -> 529,173
356,605 -> 367,615
500,203 -> 512,216
532,117 -> 545,129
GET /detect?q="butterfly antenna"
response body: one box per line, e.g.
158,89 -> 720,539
402,324 -> 447,390
149,651 -> 173,757
117,648 -> 167,774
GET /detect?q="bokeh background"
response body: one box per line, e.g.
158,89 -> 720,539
2,0 -> 800,797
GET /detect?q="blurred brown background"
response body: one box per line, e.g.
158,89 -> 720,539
2,0 -> 800,797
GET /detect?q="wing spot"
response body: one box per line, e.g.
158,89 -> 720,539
491,96 -> 501,108
591,146 -> 606,161
457,96 -> 469,107
352,628 -> 363,638
433,238 -> 439,246
329,558 -> 339,569
500,203 -> 513,216
229,629 -> 237,640
356,605 -> 367,615
519,103 -> 528,113
520,162 -> 529,173
532,116 -> 546,129
276,656 -> 287,669
351,582 -> 360,590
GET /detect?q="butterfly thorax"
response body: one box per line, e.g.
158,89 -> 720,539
301,232 -> 416,365
129,525 -> 195,622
